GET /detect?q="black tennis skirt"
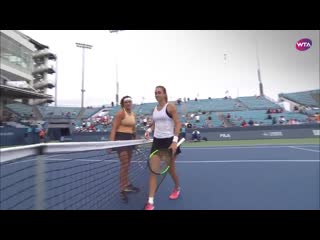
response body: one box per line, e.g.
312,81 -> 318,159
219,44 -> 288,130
150,136 -> 182,156
114,132 -> 135,153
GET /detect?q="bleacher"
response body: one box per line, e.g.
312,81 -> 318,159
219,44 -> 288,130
279,89 -> 320,107
185,112 -> 223,128
134,102 -> 156,115
303,108 -> 320,116
229,109 -> 309,126
4,91 -> 317,133
178,98 -> 247,112
80,107 -> 103,119
38,106 -> 82,119
5,103 -> 34,118
228,110 -> 273,126
272,111 -> 309,123
5,121 -> 29,128
107,105 -> 121,116
237,96 -> 281,110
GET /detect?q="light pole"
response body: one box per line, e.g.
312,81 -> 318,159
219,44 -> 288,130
224,53 -> 229,98
76,42 -> 93,108
255,34 -> 264,97
109,30 -> 124,106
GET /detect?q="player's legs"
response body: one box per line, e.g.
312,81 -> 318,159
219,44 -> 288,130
118,148 -> 139,203
148,154 -> 161,197
169,155 -> 180,190
118,150 -> 130,191
168,154 -> 181,200
145,154 -> 161,210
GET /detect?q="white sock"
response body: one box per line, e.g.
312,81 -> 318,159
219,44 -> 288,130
148,197 -> 154,205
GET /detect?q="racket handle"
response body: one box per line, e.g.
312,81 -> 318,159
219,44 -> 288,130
177,137 -> 185,147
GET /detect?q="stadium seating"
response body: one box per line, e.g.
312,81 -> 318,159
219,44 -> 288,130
38,106 -> 82,119
279,90 -> 320,107
237,96 -> 281,110
228,109 -> 309,126
4,90 -> 318,132
80,107 -> 103,119
5,103 -> 34,118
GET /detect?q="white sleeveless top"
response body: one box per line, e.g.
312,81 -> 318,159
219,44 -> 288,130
153,103 -> 175,139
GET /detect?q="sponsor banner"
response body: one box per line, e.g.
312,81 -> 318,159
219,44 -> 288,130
262,131 -> 283,137
0,132 -> 14,136
219,133 -> 231,138
312,130 -> 320,136
60,136 -> 73,142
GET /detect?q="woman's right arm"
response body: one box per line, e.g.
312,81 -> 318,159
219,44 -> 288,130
144,120 -> 154,140
109,111 -> 123,141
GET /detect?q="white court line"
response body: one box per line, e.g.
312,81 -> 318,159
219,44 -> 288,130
181,145 -> 318,150
175,160 -> 320,163
37,159 -> 320,163
42,159 -> 320,163
288,146 -> 320,153
4,158 -> 319,166
46,154 -> 66,158
1,159 -> 35,165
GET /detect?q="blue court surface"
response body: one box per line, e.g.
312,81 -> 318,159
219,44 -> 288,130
155,144 -> 319,210
1,143 -> 319,210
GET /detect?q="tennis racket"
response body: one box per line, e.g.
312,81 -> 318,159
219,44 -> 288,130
148,137 -> 185,175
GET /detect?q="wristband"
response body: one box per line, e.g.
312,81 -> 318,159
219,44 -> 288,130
173,136 -> 178,143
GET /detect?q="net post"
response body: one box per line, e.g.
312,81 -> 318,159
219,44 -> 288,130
35,143 -> 45,210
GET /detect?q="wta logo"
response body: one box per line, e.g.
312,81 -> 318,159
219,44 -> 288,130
296,38 -> 312,51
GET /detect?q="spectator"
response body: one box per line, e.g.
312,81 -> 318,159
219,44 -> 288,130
205,116 -> 213,128
272,117 -> 277,125
191,129 -> 201,141
143,118 -> 147,126
39,129 -> 46,143
195,115 -> 200,123
288,119 -> 296,125
180,126 -> 186,139
279,116 -> 286,124
241,120 -> 247,127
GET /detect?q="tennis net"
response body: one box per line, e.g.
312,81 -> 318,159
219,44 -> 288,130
0,139 -> 152,210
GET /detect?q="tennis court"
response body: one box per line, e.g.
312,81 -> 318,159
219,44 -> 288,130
156,141 -> 319,210
1,138 -> 319,210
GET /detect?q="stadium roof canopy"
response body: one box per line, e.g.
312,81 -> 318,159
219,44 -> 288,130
14,30 -> 49,50
0,84 -> 53,99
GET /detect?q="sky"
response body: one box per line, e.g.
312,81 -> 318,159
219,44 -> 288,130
20,30 -> 319,107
